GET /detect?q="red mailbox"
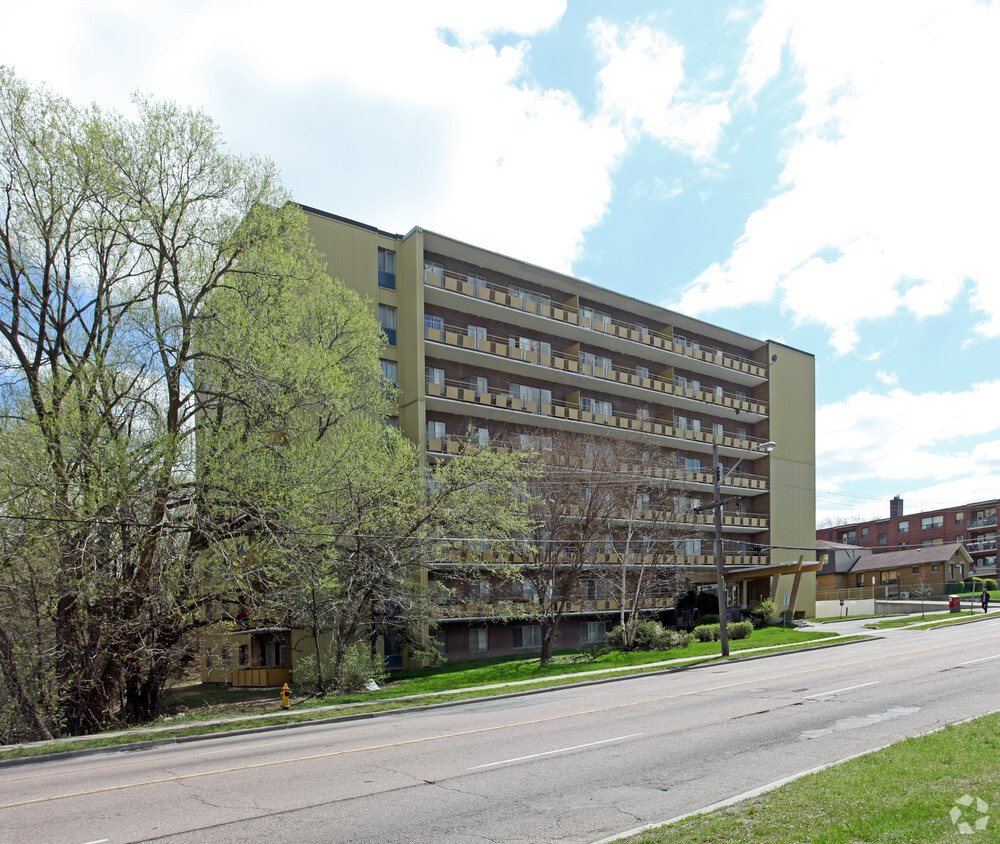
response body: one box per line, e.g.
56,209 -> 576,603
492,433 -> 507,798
949,595 -> 960,613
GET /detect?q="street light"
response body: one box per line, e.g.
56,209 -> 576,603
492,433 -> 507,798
713,439 -> 776,657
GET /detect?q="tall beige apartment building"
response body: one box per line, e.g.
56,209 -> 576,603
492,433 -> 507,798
301,205 -> 817,665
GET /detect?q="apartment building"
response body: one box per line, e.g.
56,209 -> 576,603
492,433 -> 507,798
818,496 -> 999,577
295,205 -> 817,667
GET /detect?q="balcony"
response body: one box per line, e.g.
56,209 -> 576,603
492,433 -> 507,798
966,538 -> 998,553
968,514 -> 998,531
425,436 -> 770,495
424,322 -> 768,417
424,378 -> 774,459
424,268 -> 768,381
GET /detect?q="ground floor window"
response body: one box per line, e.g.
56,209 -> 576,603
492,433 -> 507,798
513,625 -> 541,648
239,644 -> 249,666
469,628 -> 488,652
580,621 -> 607,644
261,640 -> 286,667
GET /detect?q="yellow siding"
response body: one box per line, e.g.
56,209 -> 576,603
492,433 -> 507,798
766,341 -> 817,612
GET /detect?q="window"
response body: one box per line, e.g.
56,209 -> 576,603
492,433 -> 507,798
712,423 -> 724,438
878,533 -> 888,546
861,527 -> 869,539
378,304 -> 397,345
580,351 -> 612,376
580,621 -> 607,644
517,433 -> 552,451
879,570 -> 898,584
898,520 -> 909,533
714,385 -> 724,399
510,383 -> 552,406
467,375 -> 488,395
424,313 -> 444,336
580,306 -> 612,331
469,628 -> 488,652
262,640 -> 285,667
636,492 -> 651,510
582,579 -> 611,601
635,322 -> 649,336
427,420 -> 446,442
425,366 -> 445,388
636,407 -> 650,422
424,260 -> 444,284
512,625 -> 542,648
239,644 -> 249,666
921,515 -> 943,530
511,580 -> 538,601
466,273 -> 487,296
385,416 -> 399,429
205,648 -> 213,670
855,573 -> 864,588
221,646 -> 230,668
509,285 -> 550,310
635,365 -> 649,380
435,630 -> 448,656
509,336 -> 552,361
956,512 -> 964,523
468,324 -> 487,348
581,396 -> 613,419
377,248 -> 396,289
473,427 -> 489,446
675,415 -> 700,434
842,530 -> 857,543
380,359 -> 398,386
912,567 -> 920,574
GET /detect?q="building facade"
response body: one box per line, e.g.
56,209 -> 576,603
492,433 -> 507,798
818,497 -> 998,577
300,205 -> 817,665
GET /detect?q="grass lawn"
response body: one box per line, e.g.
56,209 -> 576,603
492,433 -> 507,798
333,626 -> 837,699
866,610 -> 981,629
623,711 -> 1000,843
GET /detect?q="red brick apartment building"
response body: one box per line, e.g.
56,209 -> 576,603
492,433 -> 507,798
817,496 -> 998,577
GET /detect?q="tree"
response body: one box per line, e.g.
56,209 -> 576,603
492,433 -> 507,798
593,440 -> 689,650
0,68 -> 385,737
517,433 -> 687,662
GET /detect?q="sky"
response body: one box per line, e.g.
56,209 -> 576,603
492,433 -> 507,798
4,0 -> 999,526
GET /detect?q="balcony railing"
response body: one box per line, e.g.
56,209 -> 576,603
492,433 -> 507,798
968,514 -> 998,530
966,538 -> 998,553
424,379 -> 773,453
424,268 -> 768,379
425,322 -> 768,416
425,437 -> 770,494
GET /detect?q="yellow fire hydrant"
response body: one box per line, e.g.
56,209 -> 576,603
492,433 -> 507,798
281,682 -> 290,710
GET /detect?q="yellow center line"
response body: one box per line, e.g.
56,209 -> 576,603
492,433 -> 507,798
5,632 -> 998,810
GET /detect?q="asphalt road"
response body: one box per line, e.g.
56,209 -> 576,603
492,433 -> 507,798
3,619 -> 1000,844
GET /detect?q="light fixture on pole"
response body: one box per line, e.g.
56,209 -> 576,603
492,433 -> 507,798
713,439 -> 776,657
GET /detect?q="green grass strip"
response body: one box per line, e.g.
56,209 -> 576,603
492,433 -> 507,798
623,712 -> 1000,843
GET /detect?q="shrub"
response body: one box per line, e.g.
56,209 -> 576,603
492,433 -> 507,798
694,623 -> 721,642
574,644 -> 611,661
634,620 -> 673,650
983,579 -> 998,592
699,613 -> 720,625
335,643 -> 387,694
728,620 -> 754,640
605,625 -> 627,650
670,631 -> 694,649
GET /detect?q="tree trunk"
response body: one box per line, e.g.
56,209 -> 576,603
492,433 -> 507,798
0,621 -> 53,741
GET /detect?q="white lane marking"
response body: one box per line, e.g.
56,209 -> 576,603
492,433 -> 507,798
960,654 -> 1000,666
804,682 -> 878,699
80,839 -> 109,843
469,734 -> 641,770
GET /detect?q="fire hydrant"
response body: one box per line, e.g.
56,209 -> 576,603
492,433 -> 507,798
281,682 -> 290,710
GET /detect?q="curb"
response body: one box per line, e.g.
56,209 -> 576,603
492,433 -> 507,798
0,634 -> 880,769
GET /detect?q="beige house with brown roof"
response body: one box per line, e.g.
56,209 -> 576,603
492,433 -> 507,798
817,542 -> 973,593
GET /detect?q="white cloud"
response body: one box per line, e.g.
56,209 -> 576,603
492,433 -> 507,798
677,0 -> 1000,353
591,19 -> 731,159
875,370 -> 897,387
817,380 -> 1000,490
1,0 -> 629,274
